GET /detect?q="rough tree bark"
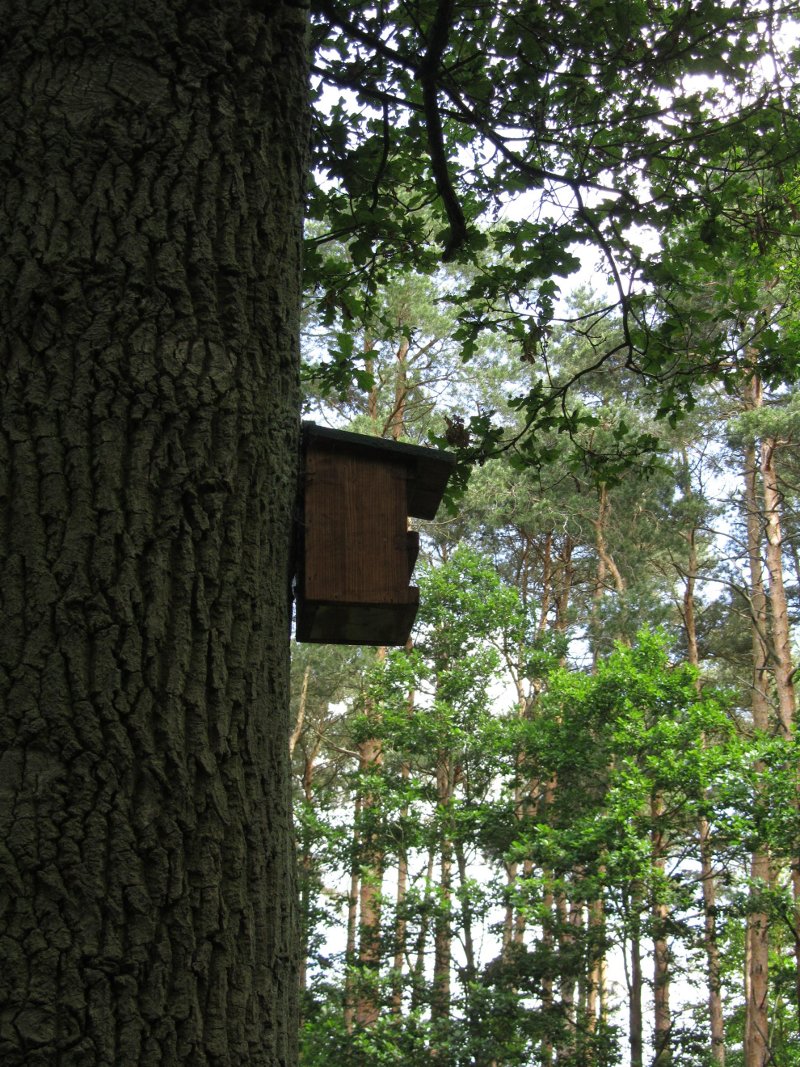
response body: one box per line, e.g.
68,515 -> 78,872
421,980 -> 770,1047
0,2 -> 308,1064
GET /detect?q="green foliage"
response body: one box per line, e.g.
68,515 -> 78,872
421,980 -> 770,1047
307,0 -> 800,476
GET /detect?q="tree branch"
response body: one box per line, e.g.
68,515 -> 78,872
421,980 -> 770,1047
419,0 -> 467,260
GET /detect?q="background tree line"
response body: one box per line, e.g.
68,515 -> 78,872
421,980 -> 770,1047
292,229 -> 800,1065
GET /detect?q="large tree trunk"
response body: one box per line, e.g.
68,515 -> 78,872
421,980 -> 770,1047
0,3 -> 307,1065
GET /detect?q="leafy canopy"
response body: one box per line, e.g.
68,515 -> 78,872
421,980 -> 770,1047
307,1 -> 800,473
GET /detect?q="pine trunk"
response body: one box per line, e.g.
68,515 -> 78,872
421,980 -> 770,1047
0,3 -> 307,1064
297,715 -> 321,1006
759,435 -> 800,1018
743,418 -> 772,1067
624,886 -> 644,1067
355,735 -> 384,1027
410,847 -> 436,1012
432,757 -> 454,1022
391,761 -> 410,1013
651,794 -> 672,1067
760,437 -> 796,738
682,501 -> 726,1065
344,794 -> 362,1034
586,892 -> 606,1031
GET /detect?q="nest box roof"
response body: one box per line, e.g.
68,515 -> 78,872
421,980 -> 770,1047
302,423 -> 456,520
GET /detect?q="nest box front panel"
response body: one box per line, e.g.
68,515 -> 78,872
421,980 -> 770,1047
295,423 -> 454,645
303,447 -> 414,605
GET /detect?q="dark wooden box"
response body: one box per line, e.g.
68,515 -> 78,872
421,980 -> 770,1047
295,424 -> 454,645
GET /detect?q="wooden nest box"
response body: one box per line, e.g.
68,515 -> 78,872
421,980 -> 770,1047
295,423 -> 455,645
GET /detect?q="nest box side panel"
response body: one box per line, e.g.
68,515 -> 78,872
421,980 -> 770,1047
303,448 -> 415,604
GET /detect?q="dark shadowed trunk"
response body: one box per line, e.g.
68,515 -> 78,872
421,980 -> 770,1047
0,2 -> 308,1064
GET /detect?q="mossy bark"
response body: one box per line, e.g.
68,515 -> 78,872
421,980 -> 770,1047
0,2 -> 308,1064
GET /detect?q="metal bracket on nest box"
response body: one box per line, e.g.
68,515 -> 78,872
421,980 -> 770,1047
294,423 -> 455,646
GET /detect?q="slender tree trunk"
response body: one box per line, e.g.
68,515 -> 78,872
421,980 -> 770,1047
387,337 -> 410,441
366,340 -> 379,431
760,437 -> 796,739
743,415 -> 773,1067
556,888 -> 573,1022
651,794 -> 672,1067
455,840 -> 477,983
538,530 -> 554,634
594,484 -> 627,596
344,794 -> 362,1034
513,857 -> 535,947
391,760 -> 411,1014
0,4 -> 307,1064
290,666 -> 311,758
557,887 -> 583,1057
681,495 -> 726,1064
355,733 -> 384,1027
297,740 -> 323,1006
592,537 -> 608,672
696,814 -> 726,1064
540,781 -> 557,1067
630,921 -> 644,1067
541,871 -> 556,1067
624,885 -> 644,1067
505,672 -> 538,956
586,892 -> 606,1031
759,435 -> 800,1018
555,534 -> 575,642
411,847 -> 437,1012
503,859 -> 517,957
432,756 -> 454,1022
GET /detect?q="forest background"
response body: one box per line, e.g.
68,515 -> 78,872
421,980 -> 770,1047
293,4 -> 800,1066
9,2 -> 800,1065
